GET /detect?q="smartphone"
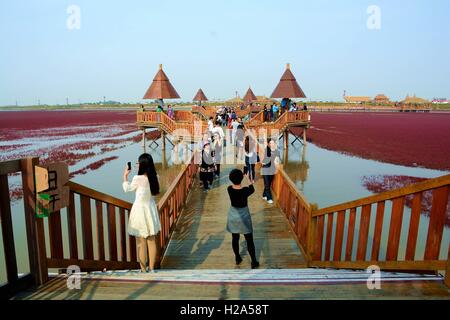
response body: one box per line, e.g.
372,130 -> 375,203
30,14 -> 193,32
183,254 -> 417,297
127,162 -> 131,171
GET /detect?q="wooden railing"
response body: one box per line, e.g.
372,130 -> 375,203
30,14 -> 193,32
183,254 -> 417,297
245,110 -> 264,127
272,165 -> 313,260
0,158 -> 41,299
47,155 -> 198,271
273,166 -> 450,284
246,111 -> 310,132
191,105 -> 216,120
137,111 -> 208,140
173,110 -> 199,122
45,181 -> 137,271
235,105 -> 252,118
156,154 -> 198,258
0,154 -> 199,297
309,174 -> 450,272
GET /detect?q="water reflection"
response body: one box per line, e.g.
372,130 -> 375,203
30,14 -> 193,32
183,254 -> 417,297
283,144 -> 309,192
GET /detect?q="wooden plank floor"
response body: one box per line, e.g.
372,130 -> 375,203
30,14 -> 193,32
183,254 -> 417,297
12,274 -> 450,300
161,164 -> 307,269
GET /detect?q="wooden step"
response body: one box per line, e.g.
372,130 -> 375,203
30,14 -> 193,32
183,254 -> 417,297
72,268 -> 445,285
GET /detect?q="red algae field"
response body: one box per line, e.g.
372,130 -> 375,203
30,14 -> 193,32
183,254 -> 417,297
0,110 -> 160,201
292,112 -> 450,171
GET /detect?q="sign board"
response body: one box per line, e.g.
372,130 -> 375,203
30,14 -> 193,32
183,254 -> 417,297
34,162 -> 69,218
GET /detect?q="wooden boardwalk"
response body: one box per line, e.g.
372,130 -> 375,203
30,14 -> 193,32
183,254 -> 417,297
161,164 -> 307,269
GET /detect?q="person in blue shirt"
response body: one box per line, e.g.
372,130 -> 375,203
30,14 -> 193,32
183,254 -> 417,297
272,103 -> 279,121
281,98 -> 289,113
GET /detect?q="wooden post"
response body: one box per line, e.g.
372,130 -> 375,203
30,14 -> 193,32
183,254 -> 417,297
142,128 -> 146,153
307,210 -> 316,265
283,130 -> 289,162
162,131 -> 166,151
21,157 -> 48,285
445,245 -> 450,288
303,128 -> 307,145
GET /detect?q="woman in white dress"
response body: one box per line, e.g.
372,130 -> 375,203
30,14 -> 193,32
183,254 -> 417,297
122,153 -> 161,272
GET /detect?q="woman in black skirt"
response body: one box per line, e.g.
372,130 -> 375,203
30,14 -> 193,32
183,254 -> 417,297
226,169 -> 259,268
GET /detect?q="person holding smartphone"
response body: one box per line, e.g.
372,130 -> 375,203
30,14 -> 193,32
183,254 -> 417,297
226,169 -> 259,268
123,153 -> 161,273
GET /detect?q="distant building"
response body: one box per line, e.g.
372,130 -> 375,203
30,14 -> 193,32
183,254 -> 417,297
402,95 -> 429,105
432,98 -> 450,104
373,94 -> 390,104
344,96 -> 372,104
255,96 -> 277,104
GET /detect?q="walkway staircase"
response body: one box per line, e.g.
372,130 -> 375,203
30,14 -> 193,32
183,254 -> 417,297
137,111 -> 208,142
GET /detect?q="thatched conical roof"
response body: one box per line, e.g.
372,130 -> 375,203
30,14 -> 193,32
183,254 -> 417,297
243,87 -> 257,102
143,64 -> 180,99
270,63 -> 306,99
193,88 -> 208,102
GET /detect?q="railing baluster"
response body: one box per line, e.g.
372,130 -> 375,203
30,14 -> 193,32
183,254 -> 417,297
95,200 -> 105,261
67,191 -> 78,259
405,193 -> 422,260
120,208 -> 127,261
424,186 -> 449,260
386,197 -> 405,261
325,213 -> 334,261
315,216 -> 324,260
371,201 -> 385,261
356,204 -> 372,261
107,204 -> 117,261
345,208 -> 357,261
48,210 -> 64,259
0,174 -> 19,284
80,195 -> 94,260
333,210 -> 345,261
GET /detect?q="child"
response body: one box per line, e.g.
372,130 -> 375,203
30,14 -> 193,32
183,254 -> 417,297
226,169 -> 259,268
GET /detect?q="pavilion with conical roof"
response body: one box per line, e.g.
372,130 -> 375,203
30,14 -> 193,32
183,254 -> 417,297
243,87 -> 257,103
193,88 -> 208,105
143,64 -> 180,100
271,63 -> 306,99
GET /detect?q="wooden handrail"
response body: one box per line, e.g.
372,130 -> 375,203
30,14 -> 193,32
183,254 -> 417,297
313,174 -> 450,217
0,159 -> 21,175
309,173 -> 449,276
137,111 -> 208,139
272,164 -> 313,260
156,153 -> 198,259
272,161 -> 450,283
67,181 -> 132,210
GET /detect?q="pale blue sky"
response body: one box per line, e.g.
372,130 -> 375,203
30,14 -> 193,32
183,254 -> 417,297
1,0 -> 449,105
